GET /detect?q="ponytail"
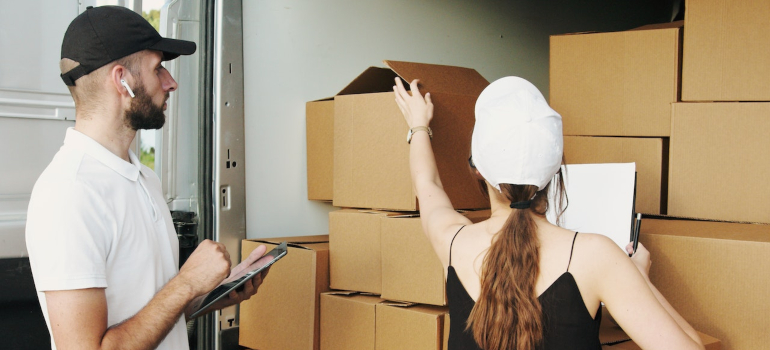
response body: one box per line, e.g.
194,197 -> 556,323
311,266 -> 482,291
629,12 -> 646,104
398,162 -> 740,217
467,171 -> 566,350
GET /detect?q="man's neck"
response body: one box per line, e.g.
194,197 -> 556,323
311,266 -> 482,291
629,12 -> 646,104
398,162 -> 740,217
74,110 -> 136,162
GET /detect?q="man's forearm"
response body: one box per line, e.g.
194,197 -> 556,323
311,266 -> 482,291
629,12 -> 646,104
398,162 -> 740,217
98,277 -> 195,350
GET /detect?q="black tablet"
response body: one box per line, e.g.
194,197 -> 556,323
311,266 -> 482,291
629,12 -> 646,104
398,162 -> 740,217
190,242 -> 287,318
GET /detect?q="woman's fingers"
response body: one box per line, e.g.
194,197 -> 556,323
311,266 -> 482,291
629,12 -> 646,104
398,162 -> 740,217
409,79 -> 421,97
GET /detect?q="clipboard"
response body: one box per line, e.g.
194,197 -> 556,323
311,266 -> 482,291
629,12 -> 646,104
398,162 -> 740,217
546,163 -> 637,251
189,241 -> 288,318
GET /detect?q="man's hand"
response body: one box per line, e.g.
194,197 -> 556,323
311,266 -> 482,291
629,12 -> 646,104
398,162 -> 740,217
177,239 -> 232,296
185,244 -> 271,319
220,244 -> 269,305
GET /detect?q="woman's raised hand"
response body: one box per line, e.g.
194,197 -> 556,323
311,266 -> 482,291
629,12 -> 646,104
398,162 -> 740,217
394,78 -> 434,129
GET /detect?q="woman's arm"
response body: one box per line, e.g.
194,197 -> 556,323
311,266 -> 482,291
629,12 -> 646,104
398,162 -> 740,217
593,238 -> 704,350
624,243 -> 703,346
393,78 -> 471,261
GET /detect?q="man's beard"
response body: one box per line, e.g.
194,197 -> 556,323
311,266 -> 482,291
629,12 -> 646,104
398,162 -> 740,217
125,84 -> 168,130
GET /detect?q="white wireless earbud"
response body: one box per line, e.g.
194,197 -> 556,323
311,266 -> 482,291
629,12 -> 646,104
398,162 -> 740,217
120,79 -> 135,98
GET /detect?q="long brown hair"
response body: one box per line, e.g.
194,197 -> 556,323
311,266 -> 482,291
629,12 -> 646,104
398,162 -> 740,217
467,169 -> 567,350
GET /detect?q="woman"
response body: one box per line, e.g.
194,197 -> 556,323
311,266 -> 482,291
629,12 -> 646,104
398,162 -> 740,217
393,76 -> 704,350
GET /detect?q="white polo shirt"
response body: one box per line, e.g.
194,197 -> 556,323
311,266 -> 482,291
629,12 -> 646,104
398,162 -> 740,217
26,128 -> 188,350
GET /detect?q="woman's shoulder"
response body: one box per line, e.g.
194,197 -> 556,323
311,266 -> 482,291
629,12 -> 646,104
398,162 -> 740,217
573,232 -> 631,266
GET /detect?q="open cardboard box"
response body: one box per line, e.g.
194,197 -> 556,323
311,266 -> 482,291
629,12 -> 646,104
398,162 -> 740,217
239,236 -> 330,350
333,60 -> 490,211
550,22 -> 682,136
639,217 -> 770,350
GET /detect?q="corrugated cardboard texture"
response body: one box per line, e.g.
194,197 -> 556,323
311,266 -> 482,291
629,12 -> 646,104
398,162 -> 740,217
375,303 -> 448,350
564,136 -> 667,214
380,215 -> 445,306
682,0 -> 770,101
668,103 -> 770,223
639,219 -> 770,350
320,293 -> 383,350
239,237 -> 330,350
550,25 -> 681,136
333,61 -> 490,211
329,209 -> 402,294
306,100 -> 334,201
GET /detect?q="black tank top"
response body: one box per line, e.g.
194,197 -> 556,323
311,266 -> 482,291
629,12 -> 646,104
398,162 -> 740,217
446,227 -> 602,350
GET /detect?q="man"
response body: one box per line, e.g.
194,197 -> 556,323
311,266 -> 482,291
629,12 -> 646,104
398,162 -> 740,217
25,6 -> 268,350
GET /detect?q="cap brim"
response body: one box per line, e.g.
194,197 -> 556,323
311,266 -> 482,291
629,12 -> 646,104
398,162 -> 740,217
150,38 -> 197,61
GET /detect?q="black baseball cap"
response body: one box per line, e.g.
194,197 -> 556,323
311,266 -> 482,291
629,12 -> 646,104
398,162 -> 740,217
60,5 -> 196,86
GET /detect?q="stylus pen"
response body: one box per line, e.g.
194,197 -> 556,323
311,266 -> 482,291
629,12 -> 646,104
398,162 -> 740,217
630,213 -> 642,257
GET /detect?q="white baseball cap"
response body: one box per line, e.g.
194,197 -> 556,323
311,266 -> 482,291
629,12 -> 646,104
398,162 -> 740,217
471,76 -> 563,191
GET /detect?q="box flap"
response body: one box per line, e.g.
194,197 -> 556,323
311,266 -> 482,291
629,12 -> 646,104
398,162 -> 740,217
642,217 -> 770,243
384,60 -> 489,96
325,290 -> 359,296
630,20 -> 684,31
381,300 -> 417,308
338,67 -> 402,96
250,235 -> 329,246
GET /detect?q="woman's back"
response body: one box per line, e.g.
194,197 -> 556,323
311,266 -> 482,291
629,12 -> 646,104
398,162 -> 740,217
445,221 -> 602,350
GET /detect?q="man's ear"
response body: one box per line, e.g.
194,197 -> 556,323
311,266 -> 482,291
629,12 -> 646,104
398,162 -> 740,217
110,65 -> 132,98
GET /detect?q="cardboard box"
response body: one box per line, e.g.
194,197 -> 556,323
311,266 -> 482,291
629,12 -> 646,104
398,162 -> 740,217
329,209 -> 407,294
668,103 -> 770,224
320,292 -> 384,350
639,218 -> 770,350
375,302 -> 449,350
306,99 -> 334,201
239,236 -> 330,350
564,136 -> 668,214
380,210 -> 490,306
550,22 -> 682,136
333,60 -> 490,211
682,0 -> 770,101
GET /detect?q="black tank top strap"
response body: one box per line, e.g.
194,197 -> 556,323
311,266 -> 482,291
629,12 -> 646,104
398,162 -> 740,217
448,225 -> 466,266
566,232 -> 579,272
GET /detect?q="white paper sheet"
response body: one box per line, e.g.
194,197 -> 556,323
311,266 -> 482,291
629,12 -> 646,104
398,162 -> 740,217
547,163 -> 636,251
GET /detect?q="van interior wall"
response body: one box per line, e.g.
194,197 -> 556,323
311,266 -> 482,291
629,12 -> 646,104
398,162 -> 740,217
241,0 -> 677,239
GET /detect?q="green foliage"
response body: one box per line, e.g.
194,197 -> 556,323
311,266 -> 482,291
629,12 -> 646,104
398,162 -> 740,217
142,9 -> 161,32
141,147 -> 156,170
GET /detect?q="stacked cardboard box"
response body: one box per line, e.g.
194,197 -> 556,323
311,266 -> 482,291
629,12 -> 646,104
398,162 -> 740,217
639,218 -> 768,350
306,61 -> 493,350
240,236 -> 330,350
668,0 -> 770,225
550,21 -> 682,215
552,2 -> 770,348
